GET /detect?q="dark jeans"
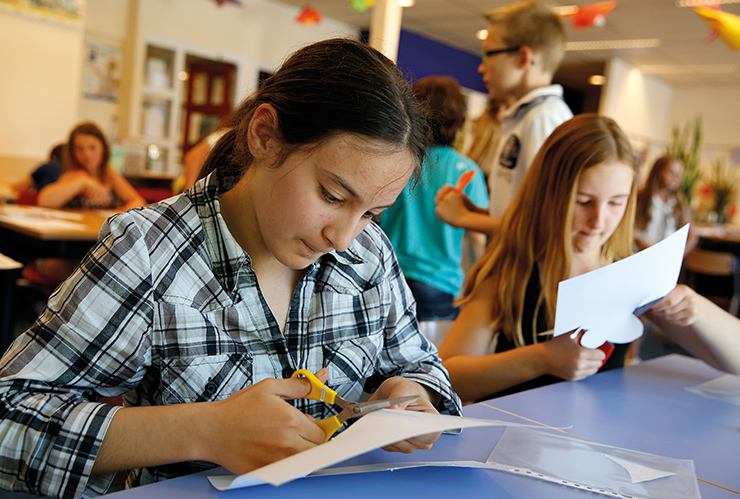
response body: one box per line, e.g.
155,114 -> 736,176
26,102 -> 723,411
406,279 -> 459,321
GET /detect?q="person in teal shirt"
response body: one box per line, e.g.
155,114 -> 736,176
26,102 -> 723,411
380,76 -> 489,324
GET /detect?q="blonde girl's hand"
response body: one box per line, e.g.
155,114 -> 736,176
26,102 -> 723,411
541,329 -> 605,381
648,285 -> 701,327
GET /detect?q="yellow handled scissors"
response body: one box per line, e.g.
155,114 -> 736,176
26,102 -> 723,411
291,369 -> 420,442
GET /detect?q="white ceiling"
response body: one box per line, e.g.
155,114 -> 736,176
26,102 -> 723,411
274,0 -> 740,86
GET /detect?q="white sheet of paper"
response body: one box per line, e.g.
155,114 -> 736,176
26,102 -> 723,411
0,217 -> 87,232
0,253 -> 22,270
208,409 -> 532,491
605,454 -> 676,483
554,224 -> 689,348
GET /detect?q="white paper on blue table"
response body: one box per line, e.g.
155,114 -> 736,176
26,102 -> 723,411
207,409 -> 539,491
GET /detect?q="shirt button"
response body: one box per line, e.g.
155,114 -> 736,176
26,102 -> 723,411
205,381 -> 218,395
282,367 -> 295,378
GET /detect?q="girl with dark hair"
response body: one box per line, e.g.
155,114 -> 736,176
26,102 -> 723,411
0,39 -> 460,498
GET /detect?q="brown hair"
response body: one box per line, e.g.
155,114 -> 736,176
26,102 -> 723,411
459,114 -> 637,346
412,76 -> 466,147
635,155 -> 690,232
62,122 -> 110,182
484,1 -> 566,75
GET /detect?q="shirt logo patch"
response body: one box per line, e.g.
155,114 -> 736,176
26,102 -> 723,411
499,134 -> 521,170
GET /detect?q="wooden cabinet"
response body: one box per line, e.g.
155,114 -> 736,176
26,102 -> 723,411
124,39 -> 237,181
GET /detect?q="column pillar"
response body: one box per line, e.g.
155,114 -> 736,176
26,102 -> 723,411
368,0 -> 403,62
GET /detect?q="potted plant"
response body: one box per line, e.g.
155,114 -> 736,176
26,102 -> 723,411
705,159 -> 738,224
666,117 -> 702,206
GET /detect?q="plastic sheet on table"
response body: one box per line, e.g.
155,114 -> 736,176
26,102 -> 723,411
486,426 -> 700,499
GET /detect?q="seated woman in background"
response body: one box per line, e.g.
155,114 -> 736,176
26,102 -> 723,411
438,114 -> 740,404
27,122 -> 145,286
37,122 -> 144,211
634,155 -> 697,252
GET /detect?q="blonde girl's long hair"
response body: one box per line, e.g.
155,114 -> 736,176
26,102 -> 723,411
457,114 -> 638,347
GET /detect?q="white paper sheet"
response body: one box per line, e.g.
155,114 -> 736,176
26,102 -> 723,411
0,217 -> 87,232
554,224 -> 689,348
208,409 -> 533,491
0,253 -> 22,270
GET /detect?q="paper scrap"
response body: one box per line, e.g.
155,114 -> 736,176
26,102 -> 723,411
208,409 -> 534,491
554,224 -> 688,348
0,253 -> 23,270
605,454 -> 676,483
685,374 -> 740,406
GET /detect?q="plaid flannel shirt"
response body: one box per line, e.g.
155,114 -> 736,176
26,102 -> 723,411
0,170 -> 461,499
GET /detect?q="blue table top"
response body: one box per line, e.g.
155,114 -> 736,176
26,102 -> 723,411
103,354 -> 740,499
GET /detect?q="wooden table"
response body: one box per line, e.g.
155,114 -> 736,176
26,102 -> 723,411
0,205 -> 111,352
694,223 -> 740,249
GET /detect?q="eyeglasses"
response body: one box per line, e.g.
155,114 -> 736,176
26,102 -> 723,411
481,46 -> 521,62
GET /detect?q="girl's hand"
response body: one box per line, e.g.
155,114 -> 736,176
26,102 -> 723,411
541,329 -> 605,381
369,377 -> 441,454
435,186 -> 471,227
648,285 -> 700,326
203,374 -> 326,475
82,177 -> 113,207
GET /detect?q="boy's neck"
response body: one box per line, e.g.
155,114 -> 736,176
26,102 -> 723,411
511,72 -> 555,102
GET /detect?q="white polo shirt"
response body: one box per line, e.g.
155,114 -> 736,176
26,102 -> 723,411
488,85 -> 573,217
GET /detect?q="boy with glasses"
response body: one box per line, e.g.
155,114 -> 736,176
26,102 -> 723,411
436,1 -> 572,235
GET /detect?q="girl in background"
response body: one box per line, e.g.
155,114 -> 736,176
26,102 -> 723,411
26,122 -> 145,286
38,122 -> 144,210
634,155 -> 697,252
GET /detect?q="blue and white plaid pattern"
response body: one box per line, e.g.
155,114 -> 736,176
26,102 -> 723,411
0,170 -> 461,499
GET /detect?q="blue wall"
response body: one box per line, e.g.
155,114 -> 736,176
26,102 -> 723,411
362,29 -> 487,93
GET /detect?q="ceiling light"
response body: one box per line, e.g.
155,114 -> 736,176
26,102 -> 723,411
676,0 -> 740,6
566,39 -> 661,51
398,0 -> 415,6
178,71 -> 189,81
476,29 -> 488,41
588,75 -> 606,85
552,5 -> 579,16
640,64 -> 738,74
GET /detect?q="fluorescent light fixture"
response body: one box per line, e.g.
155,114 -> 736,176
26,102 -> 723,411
398,0 -> 415,6
552,5 -> 579,16
640,64 -> 738,74
588,75 -> 606,85
566,39 -> 661,51
676,0 -> 740,6
476,29 -> 488,40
